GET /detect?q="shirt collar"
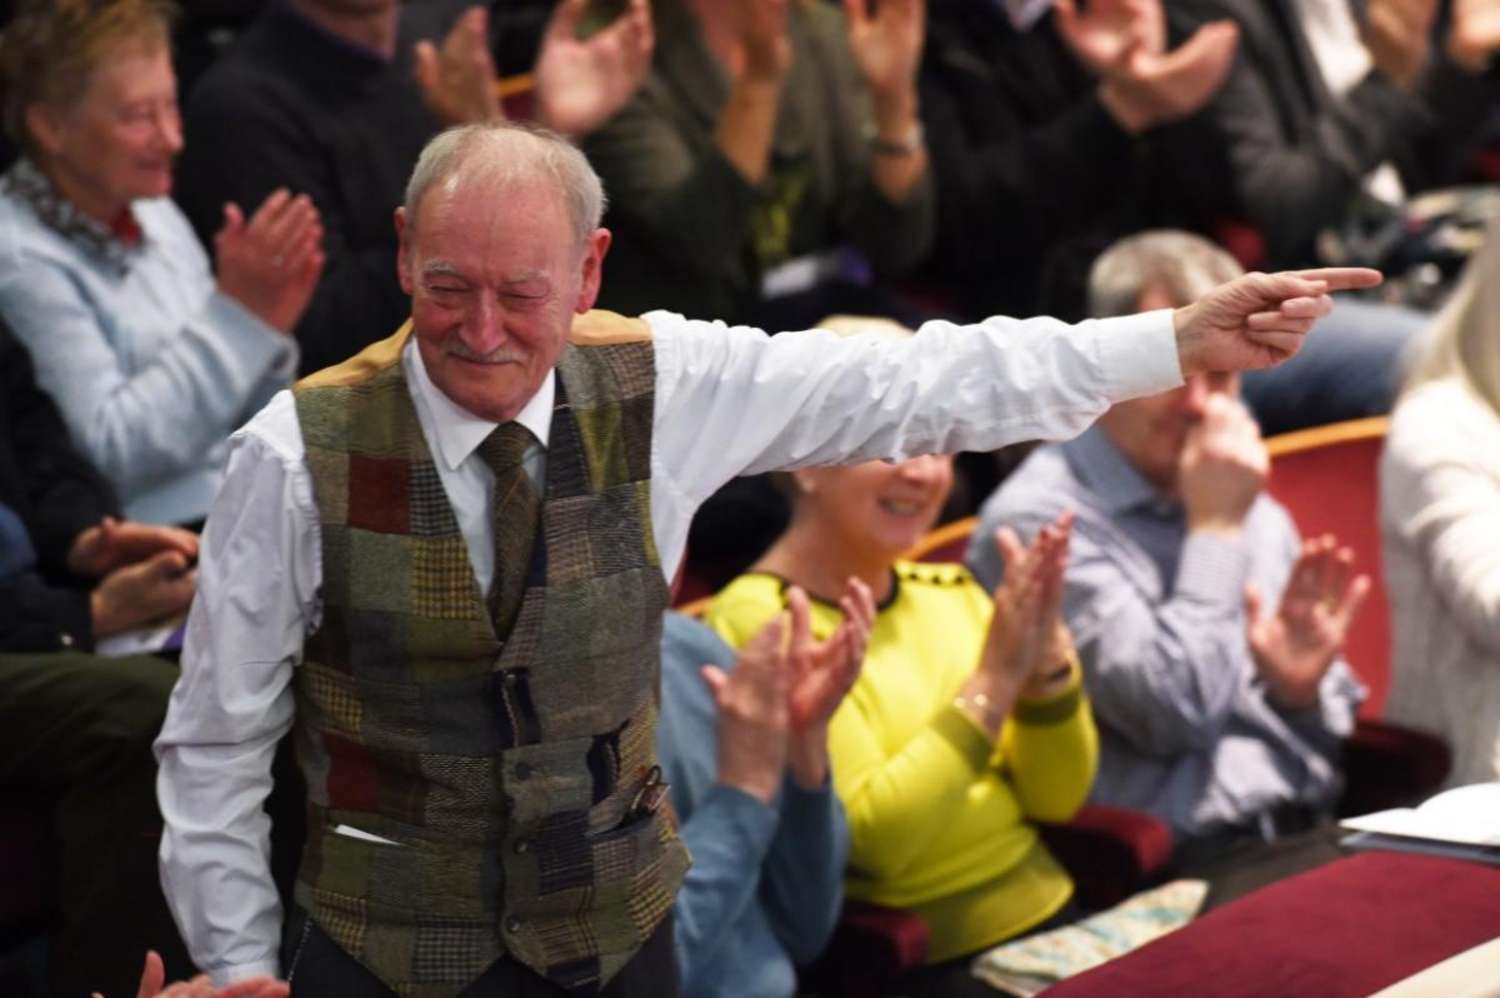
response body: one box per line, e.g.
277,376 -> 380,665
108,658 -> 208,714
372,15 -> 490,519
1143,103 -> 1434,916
402,336 -> 555,473
2,158 -> 143,275
1063,425 -> 1169,515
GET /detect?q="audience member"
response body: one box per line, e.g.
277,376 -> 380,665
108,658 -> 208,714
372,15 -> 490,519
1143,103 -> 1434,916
709,446 -> 1095,998
175,0 -> 652,374
658,584 -> 871,997
1168,0 -> 1500,270
919,0 -> 1239,320
0,319 -> 197,997
970,231 -> 1370,863
0,0 -> 317,526
1156,0 -> 1500,434
154,120 -> 1377,992
583,0 -> 933,328
1383,214 -> 1500,789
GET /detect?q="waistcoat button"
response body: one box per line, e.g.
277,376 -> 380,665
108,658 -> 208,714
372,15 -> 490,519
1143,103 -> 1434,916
506,916 -> 522,934
514,762 -> 534,780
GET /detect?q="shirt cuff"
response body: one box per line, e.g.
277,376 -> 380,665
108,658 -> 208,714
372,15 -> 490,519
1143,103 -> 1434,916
1013,665 -> 1085,727
209,958 -> 282,988
700,783 -> 780,850
1174,530 -> 1253,608
204,291 -> 294,373
1089,309 -> 1183,403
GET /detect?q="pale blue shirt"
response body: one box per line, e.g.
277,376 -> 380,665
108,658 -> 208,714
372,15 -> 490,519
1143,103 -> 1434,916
0,184 -> 296,524
156,307 -> 1183,984
659,613 -> 848,998
969,428 -> 1365,841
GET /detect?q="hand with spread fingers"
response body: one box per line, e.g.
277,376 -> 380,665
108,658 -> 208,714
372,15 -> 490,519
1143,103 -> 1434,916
1055,0 -> 1237,133
785,579 -> 875,789
414,6 -> 502,126
67,517 -> 198,579
1245,535 -> 1372,710
843,0 -> 925,106
1053,0 -> 1165,74
703,610 -> 792,804
1172,267 -> 1383,375
92,949 -> 288,998
215,188 -> 325,334
535,0 -> 655,140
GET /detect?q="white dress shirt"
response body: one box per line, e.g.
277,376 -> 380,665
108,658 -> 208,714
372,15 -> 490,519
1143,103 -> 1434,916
156,307 -> 1180,984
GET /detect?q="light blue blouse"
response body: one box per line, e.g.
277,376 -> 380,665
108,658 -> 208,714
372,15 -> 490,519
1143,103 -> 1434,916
0,164 -> 296,524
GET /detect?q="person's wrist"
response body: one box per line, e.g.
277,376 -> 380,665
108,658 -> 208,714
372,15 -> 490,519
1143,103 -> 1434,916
1098,79 -> 1154,134
1186,508 -> 1247,539
90,589 -> 122,638
786,730 -> 830,790
1019,658 -> 1076,702
871,88 -> 920,138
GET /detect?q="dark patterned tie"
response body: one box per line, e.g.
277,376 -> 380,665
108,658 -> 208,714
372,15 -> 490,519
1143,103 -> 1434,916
476,422 -> 540,637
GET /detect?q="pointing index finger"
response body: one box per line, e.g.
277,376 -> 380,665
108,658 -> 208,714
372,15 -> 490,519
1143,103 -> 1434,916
1287,267 -> 1383,293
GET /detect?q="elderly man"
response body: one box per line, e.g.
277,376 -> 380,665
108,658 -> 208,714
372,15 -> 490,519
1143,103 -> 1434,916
970,230 -> 1370,863
156,124 -> 1377,995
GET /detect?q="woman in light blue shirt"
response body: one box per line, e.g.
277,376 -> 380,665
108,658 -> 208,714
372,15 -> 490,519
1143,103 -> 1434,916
0,0 -> 324,525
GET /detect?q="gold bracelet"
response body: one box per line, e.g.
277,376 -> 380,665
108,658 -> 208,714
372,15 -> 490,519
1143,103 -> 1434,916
953,690 -> 1004,731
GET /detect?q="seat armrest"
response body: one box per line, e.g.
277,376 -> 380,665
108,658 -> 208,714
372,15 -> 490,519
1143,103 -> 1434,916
800,900 -> 929,997
1339,718 -> 1451,817
1039,804 -> 1174,910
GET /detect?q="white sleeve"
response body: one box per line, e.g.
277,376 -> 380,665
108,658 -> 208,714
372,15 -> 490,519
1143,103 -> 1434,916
646,309 -> 1182,579
155,391 -> 318,985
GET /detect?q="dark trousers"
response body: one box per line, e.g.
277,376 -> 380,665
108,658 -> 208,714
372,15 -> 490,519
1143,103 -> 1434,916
0,651 -> 190,998
283,906 -> 679,998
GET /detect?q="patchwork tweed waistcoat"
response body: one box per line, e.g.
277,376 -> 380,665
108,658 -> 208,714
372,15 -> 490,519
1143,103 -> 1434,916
289,313 -> 685,996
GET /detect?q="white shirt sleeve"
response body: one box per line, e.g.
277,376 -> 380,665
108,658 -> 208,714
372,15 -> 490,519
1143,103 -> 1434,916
155,390 -> 317,985
646,309 -> 1182,581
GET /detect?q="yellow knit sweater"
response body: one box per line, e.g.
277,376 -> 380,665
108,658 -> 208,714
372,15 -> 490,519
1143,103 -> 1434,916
706,562 -> 1099,963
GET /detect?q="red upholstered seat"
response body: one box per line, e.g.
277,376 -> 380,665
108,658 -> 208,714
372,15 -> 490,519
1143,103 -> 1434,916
1046,851 -> 1500,997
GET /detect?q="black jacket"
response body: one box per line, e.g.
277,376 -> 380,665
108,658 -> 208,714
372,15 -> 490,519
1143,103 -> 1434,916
0,323 -> 118,652
1166,0 -> 1499,267
918,0 -> 1202,319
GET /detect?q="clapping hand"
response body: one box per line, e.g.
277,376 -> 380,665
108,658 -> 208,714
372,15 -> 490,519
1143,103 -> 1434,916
1056,0 -> 1238,133
535,0 -> 655,139
703,611 -> 791,804
215,189 -> 324,334
415,6 -> 502,125
1449,0 -> 1500,71
1245,536 -> 1371,710
67,517 -> 198,579
1363,0 -> 1438,88
844,0 -> 924,105
1173,267 -> 1383,375
785,580 -> 875,788
92,949 -> 288,998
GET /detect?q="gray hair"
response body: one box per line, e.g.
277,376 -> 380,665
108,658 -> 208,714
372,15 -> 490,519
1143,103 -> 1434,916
402,121 -> 607,245
1088,230 -> 1244,318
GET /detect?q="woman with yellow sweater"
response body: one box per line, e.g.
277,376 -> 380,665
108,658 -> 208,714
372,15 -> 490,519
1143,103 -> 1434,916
705,450 -> 1096,995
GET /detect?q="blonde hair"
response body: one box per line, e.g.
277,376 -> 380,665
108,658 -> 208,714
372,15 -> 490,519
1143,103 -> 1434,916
0,0 -> 176,148
1403,213 -> 1500,415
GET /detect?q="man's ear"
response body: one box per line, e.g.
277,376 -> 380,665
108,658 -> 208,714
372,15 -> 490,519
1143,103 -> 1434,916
575,227 -> 612,314
394,206 -> 414,295
24,103 -> 65,159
